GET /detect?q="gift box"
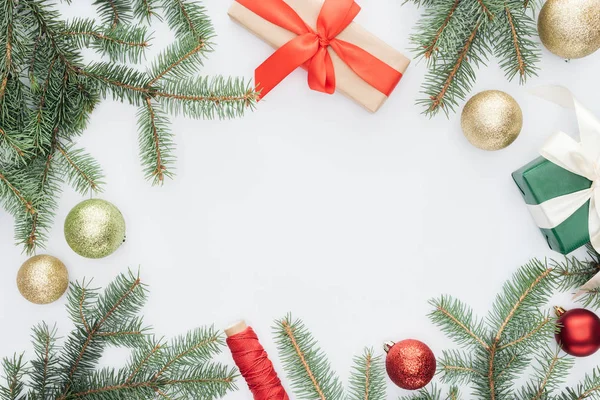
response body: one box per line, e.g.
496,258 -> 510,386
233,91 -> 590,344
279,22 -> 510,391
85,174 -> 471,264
512,157 -> 592,254
512,86 -> 600,255
228,0 -> 411,112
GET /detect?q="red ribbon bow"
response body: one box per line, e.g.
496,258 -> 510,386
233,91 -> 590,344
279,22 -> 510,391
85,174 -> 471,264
236,0 -> 403,99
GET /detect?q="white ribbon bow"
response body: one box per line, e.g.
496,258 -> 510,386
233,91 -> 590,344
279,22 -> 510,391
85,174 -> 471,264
528,86 -> 600,252
528,86 -> 600,298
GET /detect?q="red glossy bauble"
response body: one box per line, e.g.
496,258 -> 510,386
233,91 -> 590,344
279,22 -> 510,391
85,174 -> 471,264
384,339 -> 436,390
555,307 -> 600,357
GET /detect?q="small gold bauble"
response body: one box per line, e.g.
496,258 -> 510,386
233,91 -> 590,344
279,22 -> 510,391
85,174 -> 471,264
17,255 -> 69,304
461,90 -> 523,151
64,199 -> 126,259
538,0 -> 600,59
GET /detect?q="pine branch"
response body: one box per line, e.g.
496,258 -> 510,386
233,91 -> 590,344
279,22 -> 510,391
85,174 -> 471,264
59,19 -> 149,63
274,314 -> 344,400
408,0 -> 541,116
438,349 -> 482,385
494,1 -> 540,83
153,327 -> 223,380
58,272 -> 146,398
55,142 -> 104,195
399,384 -> 458,400
156,76 -> 258,120
132,0 -> 161,21
18,138 -> 61,254
29,323 -> 60,399
160,0 -> 214,42
148,35 -> 211,85
554,252 -> 600,307
82,62 -> 150,106
348,348 -> 385,400
419,20 -> 485,117
138,98 -> 175,185
2,271 -> 237,400
429,295 -> 490,350
1,0 -> 256,253
410,0 -> 461,59
518,347 -> 573,400
0,169 -> 37,216
0,354 -> 26,400
558,367 -> 600,400
93,0 -> 132,28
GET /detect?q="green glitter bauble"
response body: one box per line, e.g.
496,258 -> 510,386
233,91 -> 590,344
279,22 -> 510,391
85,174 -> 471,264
64,199 -> 126,259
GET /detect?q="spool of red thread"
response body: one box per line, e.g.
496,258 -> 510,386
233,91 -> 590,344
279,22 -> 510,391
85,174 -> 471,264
225,321 -> 289,400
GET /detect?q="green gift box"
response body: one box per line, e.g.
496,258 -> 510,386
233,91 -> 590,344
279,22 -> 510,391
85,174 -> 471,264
512,157 -> 593,254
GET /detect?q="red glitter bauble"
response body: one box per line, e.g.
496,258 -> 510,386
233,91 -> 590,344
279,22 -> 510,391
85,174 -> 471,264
555,307 -> 600,357
384,339 -> 436,390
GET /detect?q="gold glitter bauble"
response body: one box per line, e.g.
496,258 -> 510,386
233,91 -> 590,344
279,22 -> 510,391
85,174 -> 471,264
538,0 -> 600,59
461,90 -> 523,151
17,255 -> 69,304
64,199 -> 126,259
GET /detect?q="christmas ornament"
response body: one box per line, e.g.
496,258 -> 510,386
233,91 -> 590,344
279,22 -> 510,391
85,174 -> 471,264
555,306 -> 600,357
384,339 -> 435,390
64,199 -> 126,259
538,0 -> 600,59
461,90 -> 523,151
17,255 -> 69,304
226,321 -> 289,400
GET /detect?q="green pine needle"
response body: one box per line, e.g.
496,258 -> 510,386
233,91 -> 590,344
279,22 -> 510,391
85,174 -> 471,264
348,348 -> 386,400
0,0 -> 257,253
274,314 -> 344,400
0,270 -> 237,400
408,0 -> 541,116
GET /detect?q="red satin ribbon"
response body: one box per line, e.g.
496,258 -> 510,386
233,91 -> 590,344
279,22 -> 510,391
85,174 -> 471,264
236,0 -> 403,99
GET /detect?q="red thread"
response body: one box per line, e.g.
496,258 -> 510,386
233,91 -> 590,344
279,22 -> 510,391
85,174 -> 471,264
226,326 -> 289,400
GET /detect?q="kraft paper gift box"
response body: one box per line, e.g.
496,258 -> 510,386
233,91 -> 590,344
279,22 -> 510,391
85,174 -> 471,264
228,0 -> 411,113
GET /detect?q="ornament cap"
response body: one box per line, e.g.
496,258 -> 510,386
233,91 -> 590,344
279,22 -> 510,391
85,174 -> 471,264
555,306 -> 566,317
383,341 -> 395,353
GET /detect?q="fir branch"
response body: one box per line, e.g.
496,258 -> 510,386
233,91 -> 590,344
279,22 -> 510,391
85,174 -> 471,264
58,272 -> 146,398
518,347 -> 573,400
557,367 -> 600,400
494,1 -> 540,83
348,348 -> 385,400
148,36 -> 210,85
138,98 -> 175,185
156,76 -> 258,120
429,295 -> 490,350
161,0 -> 214,42
81,62 -> 150,106
438,349 -> 482,385
59,19 -> 149,63
152,327 -> 223,380
0,354 -> 26,400
408,0 -> 541,116
497,313 -> 554,351
133,0 -> 160,21
55,142 -> 104,195
93,0 -> 132,28
399,384 -> 453,400
29,323 -> 60,399
274,314 -> 344,400
0,169 -> 36,216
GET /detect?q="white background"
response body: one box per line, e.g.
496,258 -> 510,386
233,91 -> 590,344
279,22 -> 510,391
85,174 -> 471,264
1,0 -> 600,398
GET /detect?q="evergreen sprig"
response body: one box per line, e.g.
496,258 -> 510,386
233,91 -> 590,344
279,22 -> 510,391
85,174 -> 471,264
0,270 -> 237,400
407,0 -> 541,116
0,0 -> 258,254
402,250 -> 600,400
273,315 -> 386,400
